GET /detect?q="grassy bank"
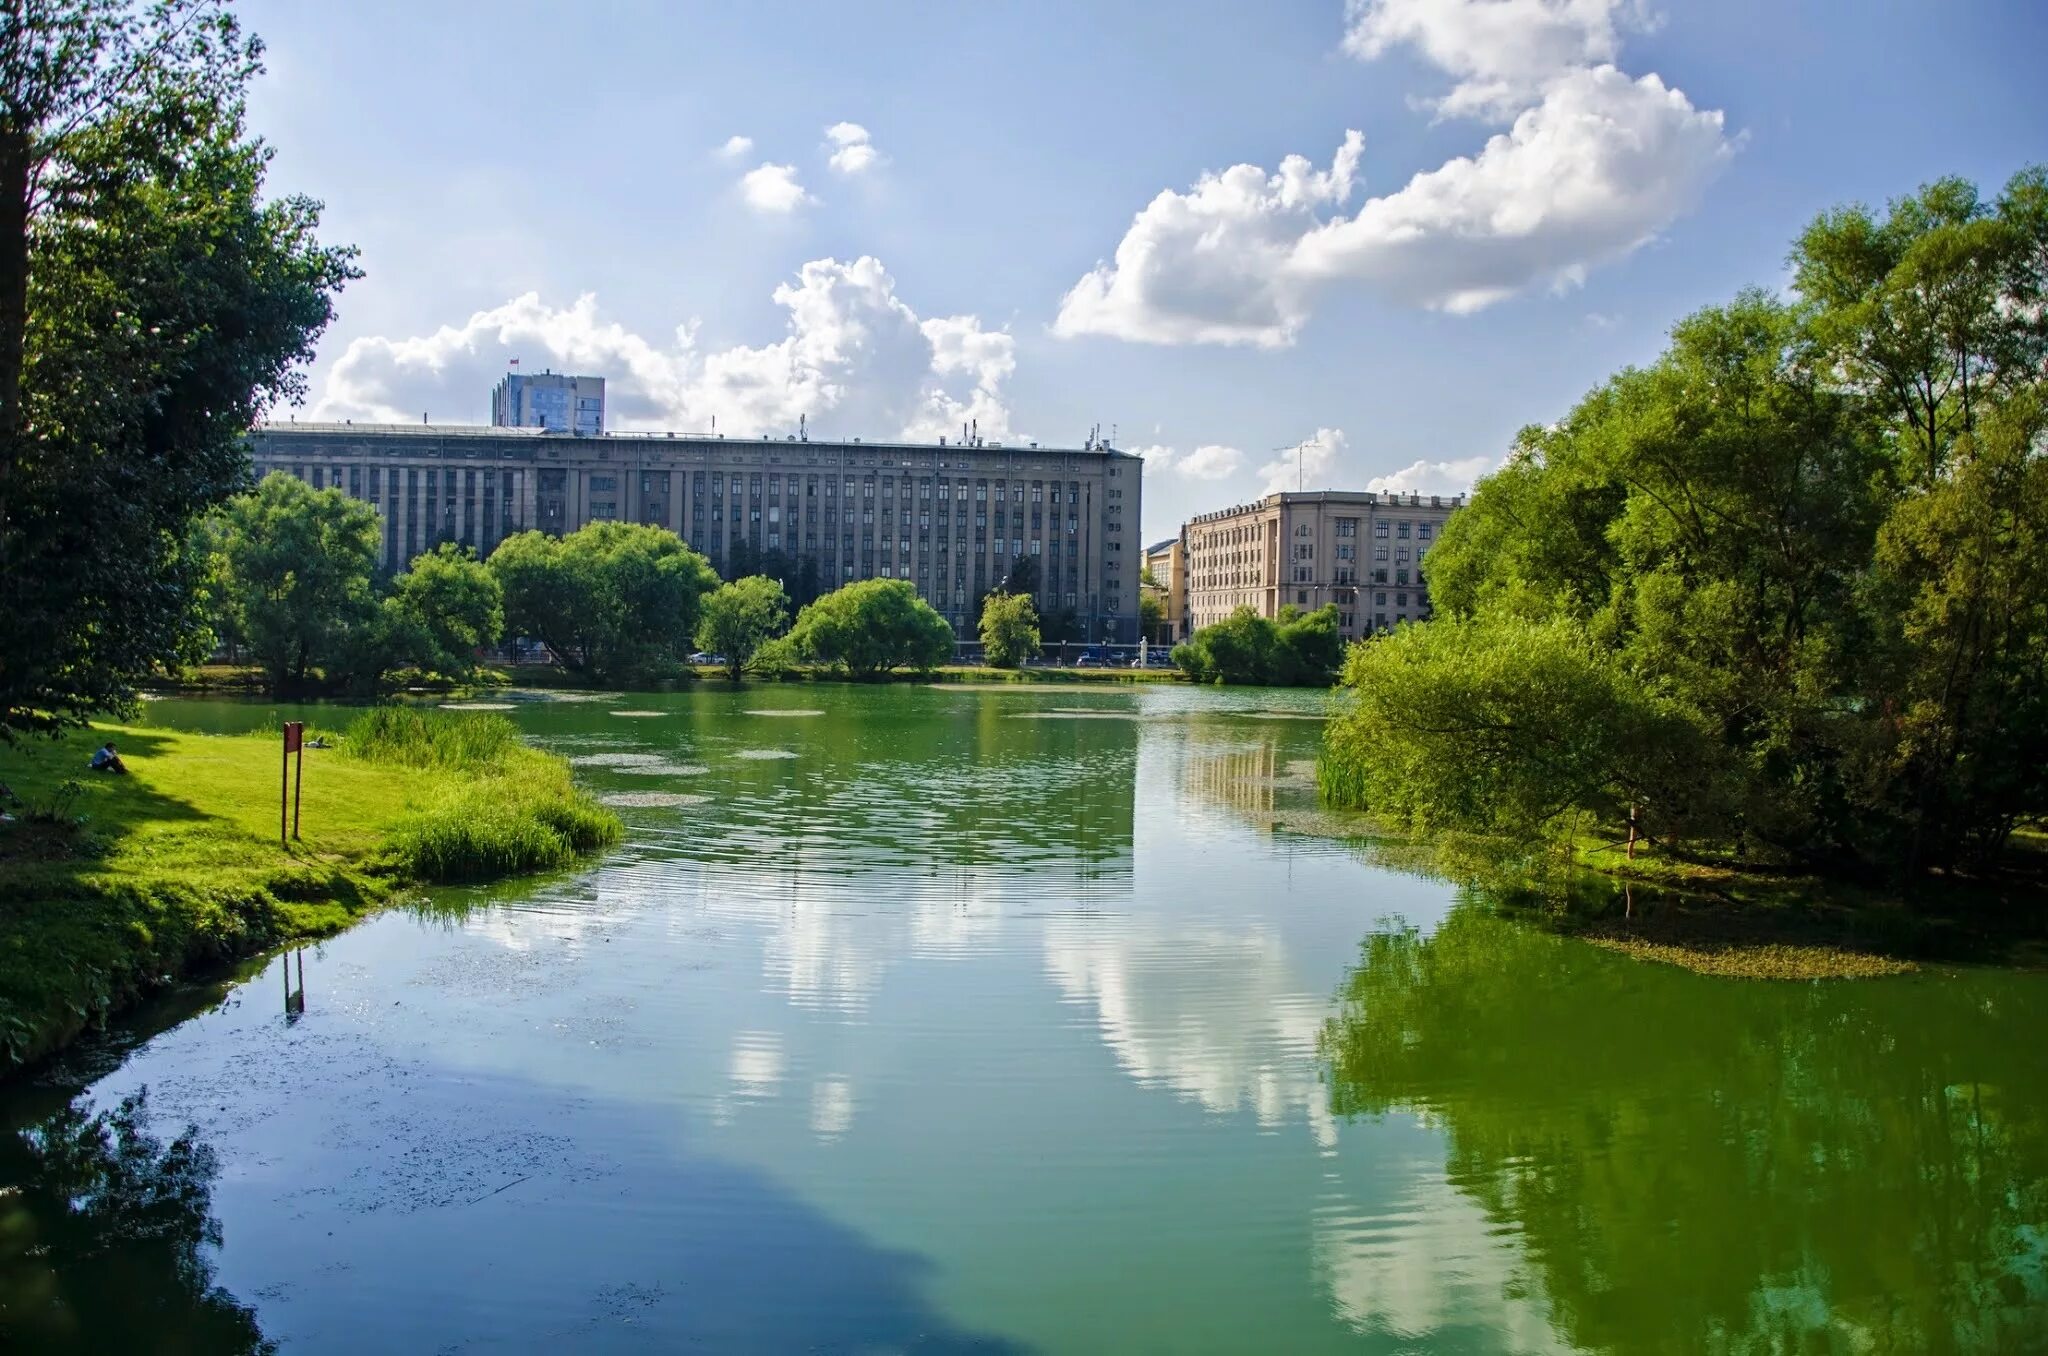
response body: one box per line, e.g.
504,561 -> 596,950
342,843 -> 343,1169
0,711 -> 619,1070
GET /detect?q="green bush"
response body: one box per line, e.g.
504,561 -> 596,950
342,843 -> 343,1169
788,578 -> 954,678
383,777 -> 620,882
1174,604 -> 1344,686
340,706 -> 623,881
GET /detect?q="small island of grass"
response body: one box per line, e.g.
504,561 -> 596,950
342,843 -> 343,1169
0,709 -> 619,1070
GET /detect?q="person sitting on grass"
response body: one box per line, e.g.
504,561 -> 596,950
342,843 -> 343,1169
88,741 -> 127,774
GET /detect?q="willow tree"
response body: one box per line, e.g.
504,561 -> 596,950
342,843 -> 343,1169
1325,167 -> 2048,875
0,0 -> 356,737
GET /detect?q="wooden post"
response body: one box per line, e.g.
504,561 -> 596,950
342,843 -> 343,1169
282,722 -> 303,845
293,740 -> 304,841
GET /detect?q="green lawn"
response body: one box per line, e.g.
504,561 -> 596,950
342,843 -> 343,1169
0,716 -> 616,1070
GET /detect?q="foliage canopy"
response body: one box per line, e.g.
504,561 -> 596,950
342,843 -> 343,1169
978,591 -> 1042,668
1325,167 -> 2048,875
787,578 -> 954,679
696,574 -> 791,681
490,521 -> 717,684
1172,604 -> 1344,687
0,0 -> 355,738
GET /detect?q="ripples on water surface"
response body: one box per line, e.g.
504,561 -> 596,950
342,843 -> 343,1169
3,684 -> 2044,1353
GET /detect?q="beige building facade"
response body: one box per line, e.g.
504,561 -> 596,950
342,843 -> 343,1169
1182,490 -> 1463,641
1142,537 -> 1188,641
247,423 -> 1144,642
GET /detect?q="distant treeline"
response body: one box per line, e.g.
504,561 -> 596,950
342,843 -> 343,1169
190,482 -> 980,690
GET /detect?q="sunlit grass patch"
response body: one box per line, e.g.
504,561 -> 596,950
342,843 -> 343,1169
0,711 -> 620,1069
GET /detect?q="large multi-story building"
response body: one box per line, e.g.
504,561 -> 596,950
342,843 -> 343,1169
246,419 -> 1144,641
1182,489 -> 1463,641
491,371 -> 605,435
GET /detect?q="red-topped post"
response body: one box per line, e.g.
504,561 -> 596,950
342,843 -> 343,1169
282,722 -> 303,844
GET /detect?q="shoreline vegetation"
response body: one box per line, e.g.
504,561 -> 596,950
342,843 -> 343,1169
141,660 -> 1189,694
1317,168 -> 2048,961
0,709 -> 619,1072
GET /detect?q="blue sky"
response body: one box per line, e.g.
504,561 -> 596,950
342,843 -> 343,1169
241,0 -> 2048,541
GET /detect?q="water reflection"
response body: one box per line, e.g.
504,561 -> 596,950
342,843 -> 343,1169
280,949 -> 306,1021
1319,902 -> 2048,1352
46,687 -> 2045,1353
0,1092 -> 271,1353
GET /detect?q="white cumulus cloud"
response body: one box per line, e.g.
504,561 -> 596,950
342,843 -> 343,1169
1343,0 -> 1644,121
740,162 -> 812,214
1054,132 -> 1364,349
825,121 -> 884,175
310,256 -> 1016,445
1055,1 -> 1728,344
1255,428 -> 1349,494
1131,442 -> 1247,481
1365,454 -> 1497,496
716,134 -> 755,159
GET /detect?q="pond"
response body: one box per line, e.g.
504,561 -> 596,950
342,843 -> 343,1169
3,684 -> 2044,1353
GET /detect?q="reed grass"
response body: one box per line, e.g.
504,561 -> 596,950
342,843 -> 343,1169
335,706 -> 621,883
380,758 -> 620,882
339,706 -> 520,771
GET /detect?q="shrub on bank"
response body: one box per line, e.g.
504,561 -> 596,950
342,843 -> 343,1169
383,761 -> 620,882
1172,604 -> 1345,686
341,707 -> 621,882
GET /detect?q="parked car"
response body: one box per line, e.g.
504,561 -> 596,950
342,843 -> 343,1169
1074,648 -> 1108,667
687,651 -> 727,665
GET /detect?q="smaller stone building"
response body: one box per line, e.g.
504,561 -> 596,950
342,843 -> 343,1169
1182,490 -> 1463,641
1142,537 -> 1188,641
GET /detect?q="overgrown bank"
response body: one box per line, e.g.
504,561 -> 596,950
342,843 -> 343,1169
0,710 -> 619,1070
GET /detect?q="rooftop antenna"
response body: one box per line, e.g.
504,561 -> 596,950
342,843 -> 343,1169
1271,437 -> 1322,493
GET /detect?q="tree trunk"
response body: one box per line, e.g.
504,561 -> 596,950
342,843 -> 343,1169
0,122 -> 31,554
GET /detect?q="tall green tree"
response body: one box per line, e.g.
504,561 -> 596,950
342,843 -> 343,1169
213,471 -> 380,690
0,0 -> 355,737
696,574 -> 790,681
1793,171 -> 2048,869
787,578 -> 953,679
1326,168 -> 2048,876
489,521 -> 717,685
382,542 -> 503,681
978,591 -> 1041,668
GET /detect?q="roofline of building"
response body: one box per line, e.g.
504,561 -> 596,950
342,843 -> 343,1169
1185,488 -> 1465,527
249,420 -> 1135,460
